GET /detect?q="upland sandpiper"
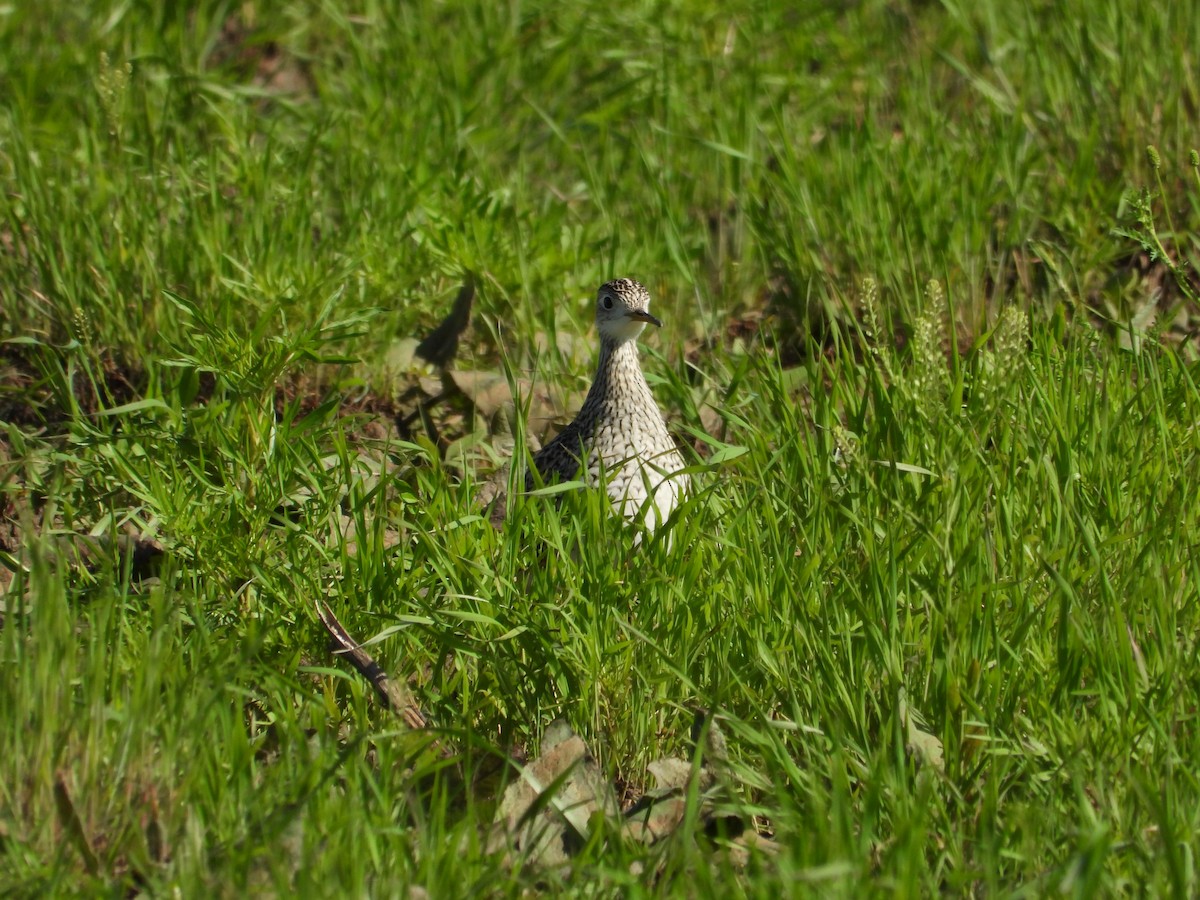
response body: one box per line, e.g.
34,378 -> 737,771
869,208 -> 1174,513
526,278 -> 688,532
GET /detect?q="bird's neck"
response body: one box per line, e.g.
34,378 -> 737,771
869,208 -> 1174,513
587,338 -> 653,410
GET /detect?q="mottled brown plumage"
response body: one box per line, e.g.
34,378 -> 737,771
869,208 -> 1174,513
526,278 -> 688,531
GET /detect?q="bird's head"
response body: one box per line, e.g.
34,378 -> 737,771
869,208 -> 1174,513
595,278 -> 661,343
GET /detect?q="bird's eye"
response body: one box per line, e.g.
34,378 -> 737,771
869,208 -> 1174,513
602,296 -> 613,309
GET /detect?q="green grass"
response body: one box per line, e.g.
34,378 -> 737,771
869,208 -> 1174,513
2,0 -> 1199,895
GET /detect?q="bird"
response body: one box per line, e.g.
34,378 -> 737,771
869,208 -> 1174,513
525,278 -> 689,533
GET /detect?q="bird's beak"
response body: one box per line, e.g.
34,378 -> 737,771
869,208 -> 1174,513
627,309 -> 663,327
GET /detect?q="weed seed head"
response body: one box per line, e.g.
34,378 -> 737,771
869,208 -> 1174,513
908,281 -> 949,416
974,307 -> 1028,415
859,277 -> 895,380
860,278 -> 880,342
96,51 -> 132,140
71,305 -> 94,347
832,424 -> 859,469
